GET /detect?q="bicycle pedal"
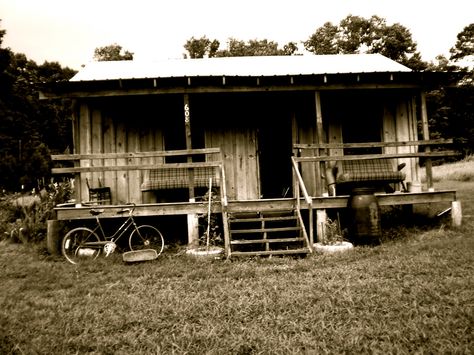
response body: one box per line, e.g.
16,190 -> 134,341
104,242 -> 116,257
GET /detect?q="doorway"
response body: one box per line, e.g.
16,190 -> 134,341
258,115 -> 293,199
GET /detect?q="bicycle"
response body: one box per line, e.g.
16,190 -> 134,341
61,204 -> 164,264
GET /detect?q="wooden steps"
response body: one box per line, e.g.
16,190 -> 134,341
227,209 -> 310,258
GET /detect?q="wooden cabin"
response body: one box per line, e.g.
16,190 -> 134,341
43,54 -> 462,258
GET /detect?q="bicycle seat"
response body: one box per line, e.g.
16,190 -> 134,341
90,208 -> 105,216
117,208 -> 131,214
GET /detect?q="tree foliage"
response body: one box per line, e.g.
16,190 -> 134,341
93,43 -> 134,61
0,22 -> 76,190
184,36 -> 220,58
184,37 -> 298,58
450,24 -> 474,62
427,23 -> 474,156
304,15 -> 426,70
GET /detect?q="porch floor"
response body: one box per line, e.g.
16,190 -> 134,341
54,190 -> 458,221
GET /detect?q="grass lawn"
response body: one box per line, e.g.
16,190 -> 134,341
1,169 -> 473,354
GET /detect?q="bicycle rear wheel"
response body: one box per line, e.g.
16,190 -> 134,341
129,225 -> 164,256
62,227 -> 101,264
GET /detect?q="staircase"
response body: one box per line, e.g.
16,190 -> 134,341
226,208 -> 311,258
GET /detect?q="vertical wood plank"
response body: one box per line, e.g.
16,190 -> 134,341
127,126 -> 141,204
395,98 -> 413,182
235,129 -> 246,199
91,108 -> 103,190
382,101 -> 397,154
328,124 -> 343,160
409,96 -> 420,182
299,124 -> 316,196
115,119 -> 128,204
70,101 -> 81,203
291,110 -> 298,198
103,112 -> 116,204
420,92 -> 433,191
382,100 -> 399,183
247,129 -> 259,199
79,103 -> 91,203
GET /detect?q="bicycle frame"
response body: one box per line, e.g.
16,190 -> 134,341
91,209 -> 138,244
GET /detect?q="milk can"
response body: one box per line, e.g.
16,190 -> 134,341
347,187 -> 381,245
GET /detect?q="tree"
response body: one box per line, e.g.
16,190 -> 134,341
0,20 -> 76,190
216,38 -> 297,57
184,36 -> 220,58
184,36 -> 298,58
301,22 -> 339,54
427,24 -> 474,157
93,43 -> 134,61
304,15 -> 426,70
450,24 -> 474,62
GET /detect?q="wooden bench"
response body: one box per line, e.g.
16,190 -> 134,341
335,159 -> 406,185
140,167 -> 220,191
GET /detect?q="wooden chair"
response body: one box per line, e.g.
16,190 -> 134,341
86,178 -> 111,205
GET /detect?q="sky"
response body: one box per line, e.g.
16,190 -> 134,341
1,0 -> 473,70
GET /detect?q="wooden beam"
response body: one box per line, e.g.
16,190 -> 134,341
293,139 -> 453,150
294,151 -> 458,163
421,92 -> 434,191
183,94 -> 198,247
54,190 -> 458,220
315,91 -> 324,196
451,200 -> 462,226
52,148 -> 222,161
52,161 -> 222,174
184,94 -> 195,198
41,83 -> 422,99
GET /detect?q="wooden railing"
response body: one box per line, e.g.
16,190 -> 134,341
293,139 -> 458,194
291,139 -> 459,244
291,156 -> 313,248
52,148 -> 228,205
53,147 -> 232,257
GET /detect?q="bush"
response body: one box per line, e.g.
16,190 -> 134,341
0,180 -> 72,243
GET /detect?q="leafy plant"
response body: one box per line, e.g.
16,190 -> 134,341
322,217 -> 345,245
198,187 -> 223,248
0,180 -> 72,242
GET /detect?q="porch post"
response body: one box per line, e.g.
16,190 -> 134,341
315,91 -> 327,196
420,92 -> 434,191
184,94 -> 199,247
315,92 -> 327,244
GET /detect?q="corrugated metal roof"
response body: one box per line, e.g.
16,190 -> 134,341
70,54 -> 411,82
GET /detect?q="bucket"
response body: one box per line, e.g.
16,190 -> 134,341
347,187 -> 381,245
407,181 -> 422,193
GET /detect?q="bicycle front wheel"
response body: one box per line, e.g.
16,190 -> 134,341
62,227 -> 101,264
129,225 -> 164,256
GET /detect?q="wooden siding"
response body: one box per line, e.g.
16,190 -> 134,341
76,100 -> 166,204
294,91 -> 423,196
71,89 -> 425,203
294,93 -> 319,196
205,128 -> 259,200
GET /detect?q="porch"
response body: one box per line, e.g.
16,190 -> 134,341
51,144 -> 461,259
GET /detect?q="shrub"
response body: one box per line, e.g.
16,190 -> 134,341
0,180 -> 72,243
